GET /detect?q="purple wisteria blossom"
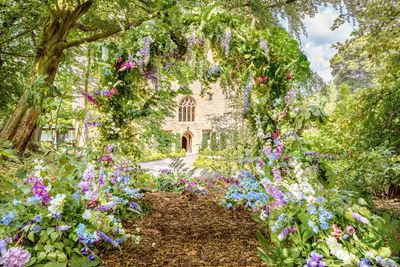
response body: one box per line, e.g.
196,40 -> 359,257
352,212 -> 370,224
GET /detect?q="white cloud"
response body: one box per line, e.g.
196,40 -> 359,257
300,6 -> 354,82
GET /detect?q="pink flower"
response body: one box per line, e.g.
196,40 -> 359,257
346,225 -> 356,235
287,72 -> 293,80
105,88 -> 118,98
257,75 -> 268,84
272,130 -> 281,139
87,197 -> 99,209
331,224 -> 343,238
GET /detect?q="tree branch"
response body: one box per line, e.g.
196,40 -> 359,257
61,12 -> 159,50
0,21 -> 42,46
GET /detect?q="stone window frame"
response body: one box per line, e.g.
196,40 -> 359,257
178,96 -> 196,122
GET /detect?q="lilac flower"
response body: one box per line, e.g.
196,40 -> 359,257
56,225 -> 70,232
272,168 -> 282,181
0,237 -> 11,256
31,180 -> 51,205
84,113 -> 100,127
82,164 -> 97,183
243,77 -> 254,114
98,202 -> 117,212
138,36 -> 152,70
304,251 -> 326,267
284,89 -> 296,104
129,202 -> 143,212
274,141 -> 284,159
124,187 -> 143,198
358,258 -> 372,267
220,30 -> 231,56
97,230 -> 119,247
186,32 -> 195,62
277,226 -> 296,241
89,254 -> 96,261
352,212 -> 370,224
105,144 -> 115,153
98,166 -> 106,188
1,247 -> 31,267
259,37 -> 269,55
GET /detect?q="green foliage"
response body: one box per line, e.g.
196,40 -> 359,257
210,133 -> 218,151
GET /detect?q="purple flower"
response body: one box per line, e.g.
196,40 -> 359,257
31,180 -> 51,205
129,202 -> 142,212
89,254 -> 96,261
56,225 -> 70,232
1,247 -> 31,267
98,202 -> 117,212
358,258 -> 372,267
97,230 -> 119,247
82,92 -> 99,105
272,168 -> 282,181
305,251 -> 326,267
352,212 -> 369,224
220,30 -> 231,56
259,37 -> 269,55
243,77 -> 254,114
277,226 -> 296,240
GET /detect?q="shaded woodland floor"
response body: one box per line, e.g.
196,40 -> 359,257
101,192 -> 264,267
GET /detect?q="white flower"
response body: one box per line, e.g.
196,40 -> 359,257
82,209 -> 91,220
326,237 -> 357,264
47,194 -> 66,217
260,210 -> 268,221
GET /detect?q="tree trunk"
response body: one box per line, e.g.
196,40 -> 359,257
0,1 -> 92,155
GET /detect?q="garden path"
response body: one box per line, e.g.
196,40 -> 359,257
139,154 -> 203,176
101,192 -> 264,267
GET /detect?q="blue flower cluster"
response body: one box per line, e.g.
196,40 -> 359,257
0,211 -> 16,226
76,223 -> 98,245
223,171 -> 269,210
271,213 -> 287,233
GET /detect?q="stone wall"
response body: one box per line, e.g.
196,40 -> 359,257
163,80 -> 231,153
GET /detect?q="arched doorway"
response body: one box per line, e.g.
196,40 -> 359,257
181,131 -> 193,153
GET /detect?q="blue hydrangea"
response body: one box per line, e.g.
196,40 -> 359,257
26,196 -> 41,204
32,225 -> 41,233
308,219 -> 319,233
1,211 -> 16,225
307,205 -> 317,215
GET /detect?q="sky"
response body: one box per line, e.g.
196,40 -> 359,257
300,6 -> 354,82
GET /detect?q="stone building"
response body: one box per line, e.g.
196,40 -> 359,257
163,80 -> 232,154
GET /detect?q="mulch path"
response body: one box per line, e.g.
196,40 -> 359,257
100,191 -> 264,267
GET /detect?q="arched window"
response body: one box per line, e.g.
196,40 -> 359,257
178,96 -> 196,122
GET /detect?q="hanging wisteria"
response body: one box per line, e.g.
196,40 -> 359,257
220,29 -> 231,57
186,32 -> 196,63
137,36 -> 153,71
259,37 -> 269,56
243,75 -> 254,114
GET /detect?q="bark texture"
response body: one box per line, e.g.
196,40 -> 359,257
0,1 -> 93,154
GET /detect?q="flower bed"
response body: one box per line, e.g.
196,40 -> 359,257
0,146 -> 143,266
222,132 -> 400,266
